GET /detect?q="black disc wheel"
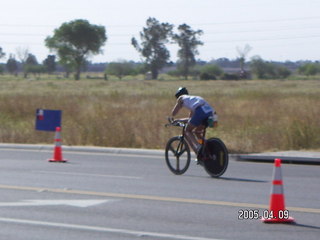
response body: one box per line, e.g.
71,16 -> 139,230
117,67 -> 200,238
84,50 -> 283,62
202,138 -> 228,177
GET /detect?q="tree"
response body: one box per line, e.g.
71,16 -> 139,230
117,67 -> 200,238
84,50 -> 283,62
250,57 -> 266,78
236,44 -> 252,78
16,47 -> 29,64
6,55 -> 18,75
25,53 -> 38,65
172,24 -> 203,80
131,17 -> 173,79
0,47 -> 4,74
0,47 -> 5,59
24,53 -> 38,78
43,55 -> 56,74
45,19 -> 107,80
16,47 -> 30,77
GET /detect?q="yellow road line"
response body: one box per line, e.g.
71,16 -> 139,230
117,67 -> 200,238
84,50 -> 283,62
0,184 -> 318,214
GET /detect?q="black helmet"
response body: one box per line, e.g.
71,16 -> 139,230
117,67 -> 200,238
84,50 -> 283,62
175,87 -> 188,98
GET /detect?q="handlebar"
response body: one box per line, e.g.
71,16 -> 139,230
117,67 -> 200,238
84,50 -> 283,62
165,117 -> 186,128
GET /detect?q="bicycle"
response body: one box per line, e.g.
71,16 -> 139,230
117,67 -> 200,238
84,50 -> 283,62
165,118 -> 228,177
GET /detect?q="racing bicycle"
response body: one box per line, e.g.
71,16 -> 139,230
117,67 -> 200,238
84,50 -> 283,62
165,118 -> 228,177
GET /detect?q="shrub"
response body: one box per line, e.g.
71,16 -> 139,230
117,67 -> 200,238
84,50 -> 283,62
199,64 -> 223,80
200,72 -> 216,80
222,73 -> 239,80
250,57 -> 291,79
298,63 -> 320,76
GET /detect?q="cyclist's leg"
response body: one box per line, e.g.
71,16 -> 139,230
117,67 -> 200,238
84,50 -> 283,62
194,125 -> 206,144
185,107 -> 209,155
184,123 -> 199,153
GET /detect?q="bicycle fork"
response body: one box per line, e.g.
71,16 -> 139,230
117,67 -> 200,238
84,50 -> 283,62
175,136 -> 187,158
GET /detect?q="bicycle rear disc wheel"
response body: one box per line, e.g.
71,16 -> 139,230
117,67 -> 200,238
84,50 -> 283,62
203,138 -> 228,177
165,136 -> 191,175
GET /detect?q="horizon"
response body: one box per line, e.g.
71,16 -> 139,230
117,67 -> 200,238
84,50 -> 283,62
1,0 -> 320,63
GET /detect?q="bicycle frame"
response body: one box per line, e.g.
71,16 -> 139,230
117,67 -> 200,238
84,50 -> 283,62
165,118 -> 229,177
177,125 -> 187,157
167,119 -> 207,157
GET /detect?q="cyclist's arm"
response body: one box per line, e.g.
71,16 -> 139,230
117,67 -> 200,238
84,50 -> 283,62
177,118 -> 189,123
171,96 -> 183,117
178,111 -> 193,123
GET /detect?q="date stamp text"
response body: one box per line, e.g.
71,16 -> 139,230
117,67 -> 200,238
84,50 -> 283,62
238,209 -> 290,220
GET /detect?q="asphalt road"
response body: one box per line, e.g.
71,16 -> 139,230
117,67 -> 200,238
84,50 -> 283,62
0,147 -> 319,240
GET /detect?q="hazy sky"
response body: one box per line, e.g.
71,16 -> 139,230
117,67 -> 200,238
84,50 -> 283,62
1,0 -> 319,63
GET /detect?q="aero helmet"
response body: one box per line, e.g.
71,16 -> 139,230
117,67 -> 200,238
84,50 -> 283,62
175,87 -> 189,98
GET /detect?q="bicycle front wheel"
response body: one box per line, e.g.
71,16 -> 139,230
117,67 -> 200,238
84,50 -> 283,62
203,138 -> 229,178
165,136 -> 191,175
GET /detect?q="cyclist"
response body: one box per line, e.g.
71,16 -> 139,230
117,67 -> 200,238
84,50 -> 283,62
170,87 -> 217,157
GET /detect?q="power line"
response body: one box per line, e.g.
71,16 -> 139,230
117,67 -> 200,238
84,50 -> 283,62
2,33 -> 320,47
192,16 -> 320,26
1,23 -> 320,38
204,25 -> 320,35
0,16 -> 319,29
204,35 -> 320,44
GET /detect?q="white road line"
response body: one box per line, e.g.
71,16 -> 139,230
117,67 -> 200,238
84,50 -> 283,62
0,217 -> 222,240
0,147 -> 163,159
0,199 -> 115,208
66,151 -> 164,159
35,171 -> 142,180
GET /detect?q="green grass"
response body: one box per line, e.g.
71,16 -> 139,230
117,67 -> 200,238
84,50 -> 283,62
0,74 -> 319,153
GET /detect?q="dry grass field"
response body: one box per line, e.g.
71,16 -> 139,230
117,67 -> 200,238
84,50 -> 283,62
0,76 -> 319,153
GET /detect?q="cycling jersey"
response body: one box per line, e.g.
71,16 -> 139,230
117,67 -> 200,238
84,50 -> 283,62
181,95 -> 211,112
181,95 -> 214,126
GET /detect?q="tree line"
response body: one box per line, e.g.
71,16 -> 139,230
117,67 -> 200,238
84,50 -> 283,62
0,18 -> 203,80
0,18 -> 319,80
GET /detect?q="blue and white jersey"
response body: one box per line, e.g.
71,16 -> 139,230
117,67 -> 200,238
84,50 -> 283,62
181,95 -> 213,113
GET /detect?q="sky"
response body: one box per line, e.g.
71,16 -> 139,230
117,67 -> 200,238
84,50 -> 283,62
1,0 -> 320,63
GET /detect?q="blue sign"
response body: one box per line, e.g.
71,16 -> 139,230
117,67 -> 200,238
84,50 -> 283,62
35,109 -> 62,132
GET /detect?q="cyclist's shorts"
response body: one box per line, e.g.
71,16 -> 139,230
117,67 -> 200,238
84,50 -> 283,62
189,105 -> 213,126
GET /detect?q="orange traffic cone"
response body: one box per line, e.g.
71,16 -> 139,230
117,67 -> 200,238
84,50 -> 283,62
262,158 -> 294,223
48,127 -> 67,163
